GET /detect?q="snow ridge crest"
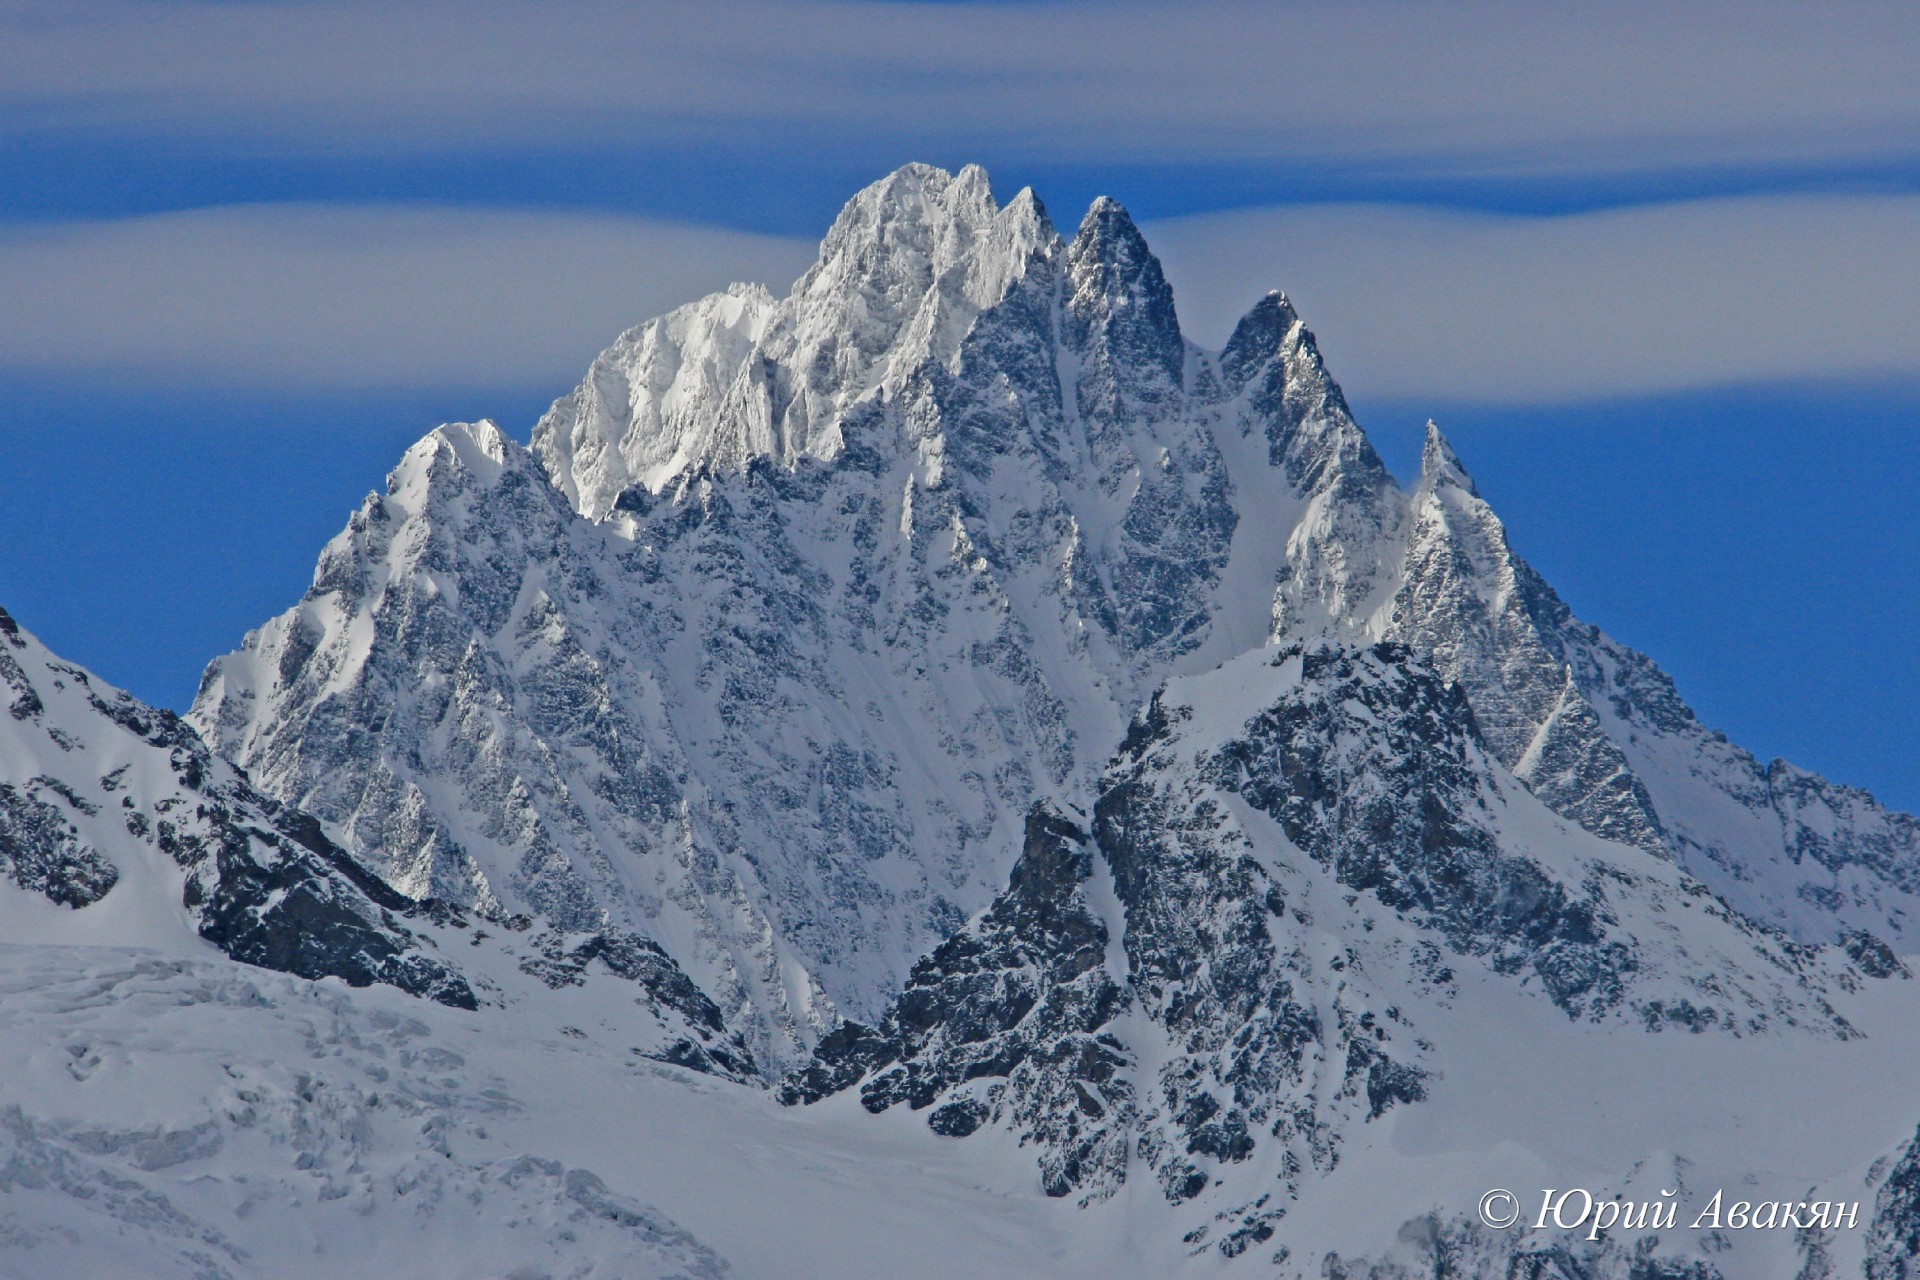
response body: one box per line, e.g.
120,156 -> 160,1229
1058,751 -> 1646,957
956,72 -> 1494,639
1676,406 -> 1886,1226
533,163 -> 1065,519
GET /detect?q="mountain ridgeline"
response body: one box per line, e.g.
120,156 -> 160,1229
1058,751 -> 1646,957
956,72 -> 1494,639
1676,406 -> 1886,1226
86,162 -> 1913,1274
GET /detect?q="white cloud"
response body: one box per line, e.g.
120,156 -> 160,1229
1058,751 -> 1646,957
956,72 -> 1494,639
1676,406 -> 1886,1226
1,191 -> 1914,404
1147,194 -> 1920,403
0,206 -> 816,389
7,3 -> 1915,404
5,1 -> 1918,179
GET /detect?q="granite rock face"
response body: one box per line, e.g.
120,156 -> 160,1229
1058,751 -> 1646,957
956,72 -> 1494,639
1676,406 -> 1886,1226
1189,645 -> 1634,1019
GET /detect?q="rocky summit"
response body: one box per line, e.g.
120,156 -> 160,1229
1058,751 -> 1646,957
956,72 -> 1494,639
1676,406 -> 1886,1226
5,164 -> 1919,1279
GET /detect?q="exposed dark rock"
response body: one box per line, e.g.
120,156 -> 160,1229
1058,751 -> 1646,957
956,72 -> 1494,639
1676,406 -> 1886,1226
1199,644 -> 1637,1020
0,601 -> 476,1011
521,929 -> 756,1081
1870,1124 -> 1920,1279
1845,929 -> 1911,979
0,781 -> 119,907
782,805 -> 1134,1198
195,821 -> 475,1010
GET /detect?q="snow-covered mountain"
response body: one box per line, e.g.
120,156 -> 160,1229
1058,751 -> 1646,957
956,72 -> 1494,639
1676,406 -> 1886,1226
188,164 -> 1315,1071
1359,425 -> 1920,953
783,642 -> 1866,1242
191,164 -> 1918,1069
7,162 -> 1918,1277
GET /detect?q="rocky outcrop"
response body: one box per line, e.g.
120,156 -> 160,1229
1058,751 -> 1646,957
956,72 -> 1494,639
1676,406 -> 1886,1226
1870,1125 -> 1920,1280
782,805 -> 1132,1198
0,779 -> 120,907
1190,644 -> 1635,1018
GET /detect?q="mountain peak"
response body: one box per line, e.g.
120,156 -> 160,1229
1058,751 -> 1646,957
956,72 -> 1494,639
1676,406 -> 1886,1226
857,160 -> 984,204
170,162 -> 1920,1279
1071,195 -> 1151,261
1219,290 -> 1303,389
1420,420 -> 1479,497
1065,194 -> 1182,388
800,161 -> 1003,298
999,184 -> 1056,247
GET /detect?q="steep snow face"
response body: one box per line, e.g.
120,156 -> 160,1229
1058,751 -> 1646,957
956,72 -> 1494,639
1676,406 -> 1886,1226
533,281 -> 780,520
1570,631 -> 1920,948
188,422 -> 790,1072
534,164 -> 1056,520
1374,425 -> 1665,855
1216,292 -> 1404,647
190,167 -> 1388,1070
788,643 -> 1862,1247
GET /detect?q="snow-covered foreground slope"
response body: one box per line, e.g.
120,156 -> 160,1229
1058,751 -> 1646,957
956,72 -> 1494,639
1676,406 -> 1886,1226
4,887 -> 1920,1278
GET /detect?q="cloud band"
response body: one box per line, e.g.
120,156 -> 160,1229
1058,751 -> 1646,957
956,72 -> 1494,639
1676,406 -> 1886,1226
3,193 -> 1914,405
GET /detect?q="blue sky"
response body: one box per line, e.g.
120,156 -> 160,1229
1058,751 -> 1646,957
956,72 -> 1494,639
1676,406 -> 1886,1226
0,1 -> 1915,809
